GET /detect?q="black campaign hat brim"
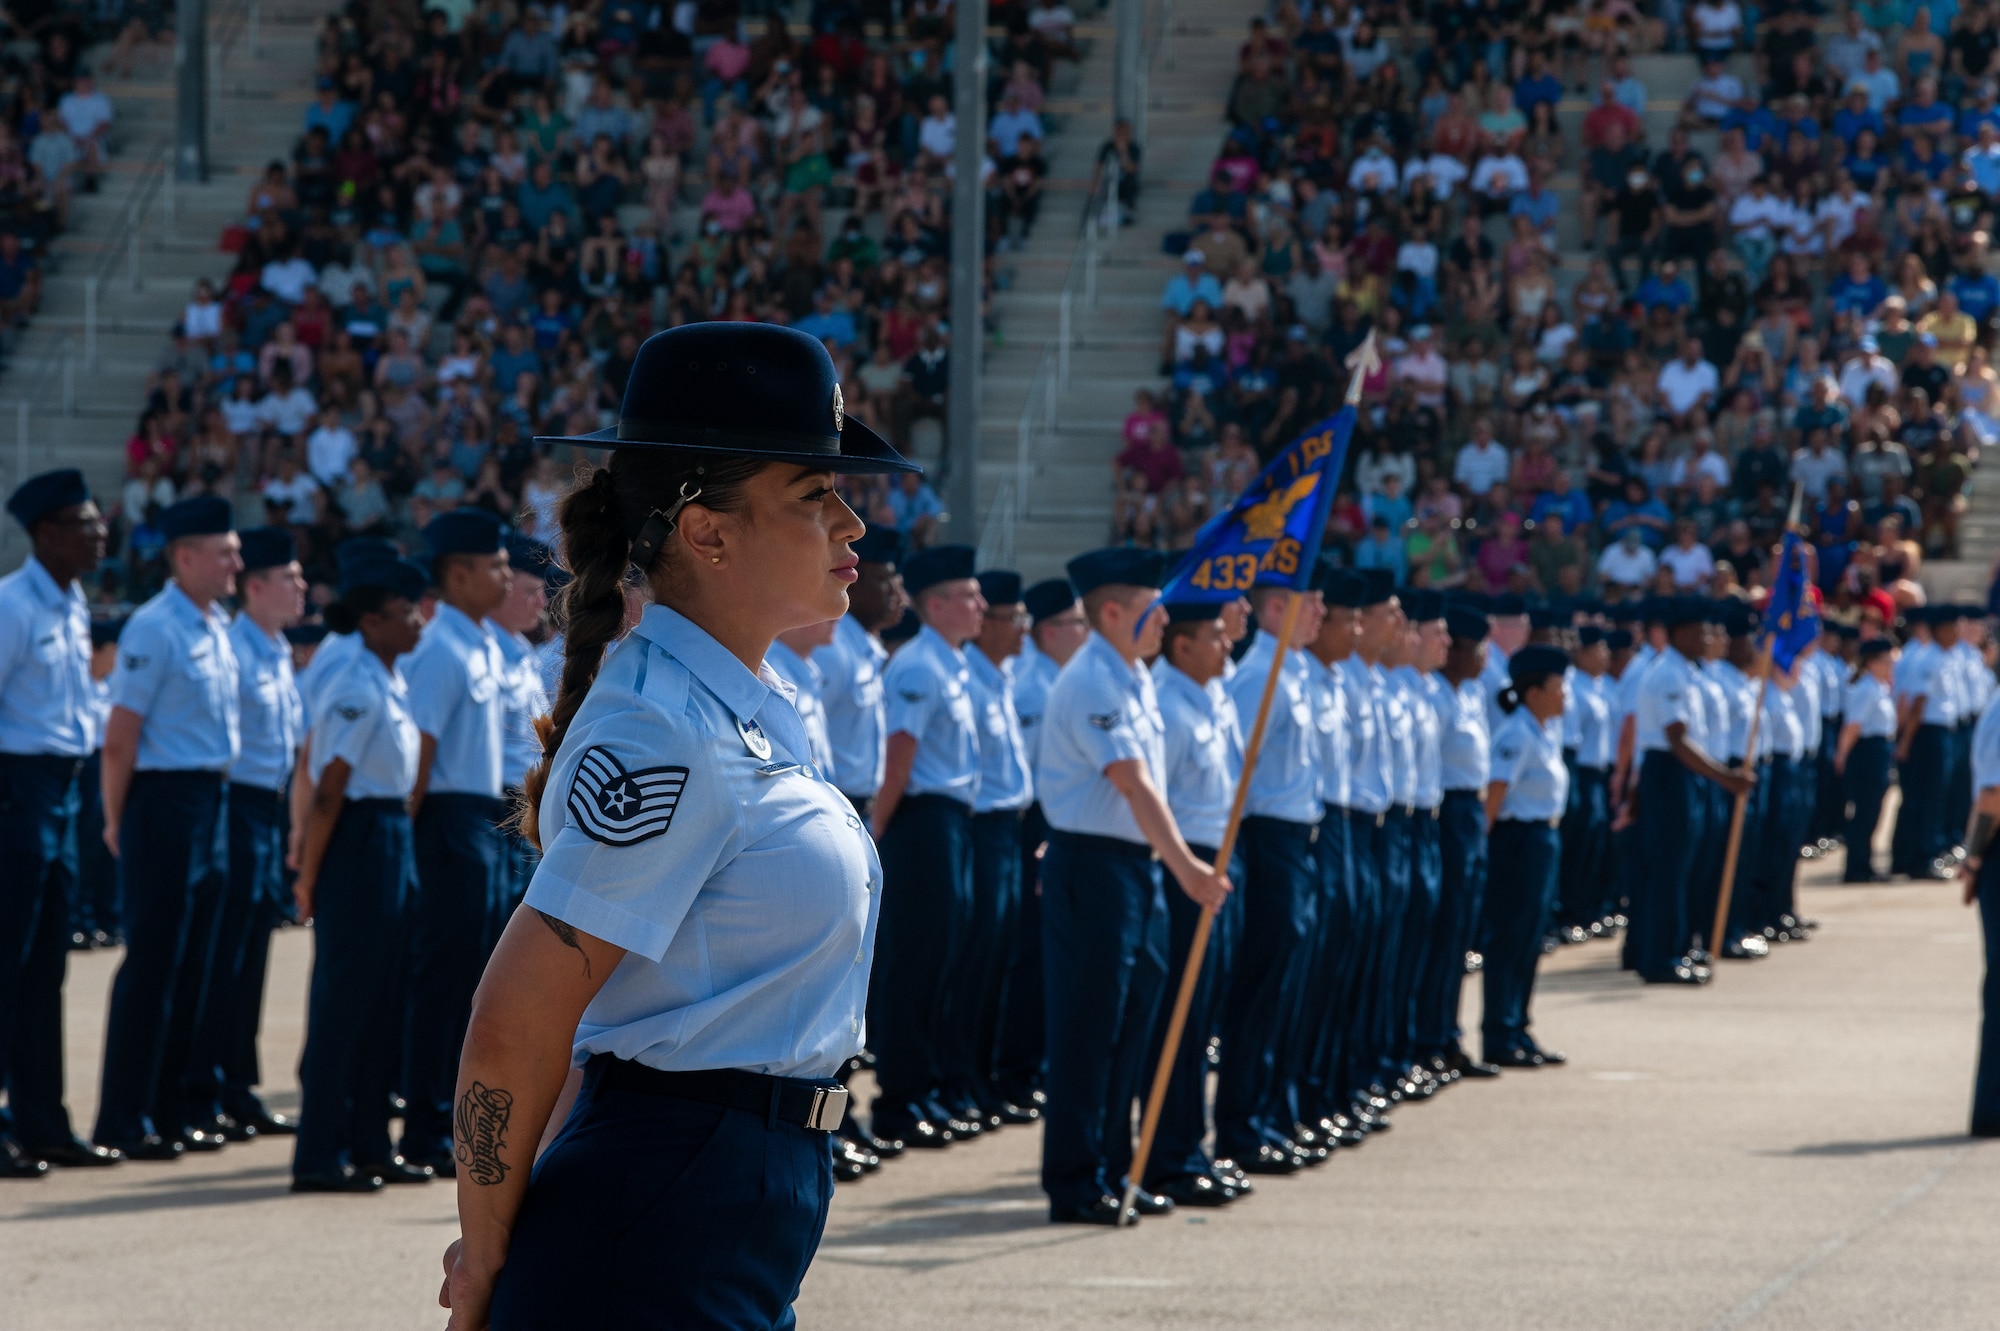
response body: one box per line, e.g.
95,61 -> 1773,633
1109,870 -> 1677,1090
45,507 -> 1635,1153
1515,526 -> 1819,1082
534,414 -> 922,476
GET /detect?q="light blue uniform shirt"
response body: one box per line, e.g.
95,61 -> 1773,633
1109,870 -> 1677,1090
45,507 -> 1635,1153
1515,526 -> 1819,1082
1395,666 -> 1443,809
1956,641 -> 1994,715
492,625 -> 552,791
1636,648 -> 1705,755
882,624 -> 981,804
1898,641 -> 1962,726
1769,680 -> 1808,759
1479,644 -> 1512,735
1812,652 -> 1845,718
1038,631 -> 1166,846
1012,640 -> 1060,772
1152,659 -> 1242,849
1564,671 -> 1616,768
1793,662 -> 1823,751
228,615 -> 303,791
111,583 -> 241,772
309,649 -> 420,799
403,603 -> 507,797
811,614 -> 888,798
1379,664 -> 1418,808
965,647 -> 1032,813
525,605 -> 880,1079
1438,673 -> 1490,792
0,556 -> 94,757
1692,662 -> 1729,765
88,677 -> 110,749
1615,644 -> 1659,727
1972,691 -> 2000,790
1226,633 -> 1322,824
1844,672 -> 1898,738
536,633 -> 565,700
1492,709 -> 1569,821
1341,656 -> 1390,815
765,639 -> 835,776
1307,654 -> 1351,808
1707,660 -> 1756,762
297,629 -> 362,722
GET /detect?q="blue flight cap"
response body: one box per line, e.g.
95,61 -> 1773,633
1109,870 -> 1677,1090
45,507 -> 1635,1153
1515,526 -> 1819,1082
1703,600 -> 1734,625
158,494 -> 234,542
1723,602 -> 1759,636
1164,601 -> 1224,624
1404,588 -> 1445,622
1834,621 -> 1861,641
1660,598 -> 1707,628
7,467 -> 89,529
1606,629 -> 1634,651
1858,635 -> 1895,661
902,543 -> 978,597
337,535 -> 401,571
977,569 -> 1024,605
425,508 -> 506,558
1066,547 -> 1169,595
284,622 -> 330,647
1509,644 -> 1571,682
340,554 -> 431,601
89,617 -> 125,649
1447,591 -> 1491,614
1578,625 -> 1608,646
1527,605 -> 1564,630
1356,567 -> 1395,606
1446,606 -> 1490,642
1488,593 -> 1527,617
1321,569 -> 1367,609
1023,578 -> 1077,623
853,527 -> 906,566
238,525 -> 296,573
534,323 -> 919,476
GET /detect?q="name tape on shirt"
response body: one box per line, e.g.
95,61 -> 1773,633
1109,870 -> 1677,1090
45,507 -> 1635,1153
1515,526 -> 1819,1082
567,745 -> 690,847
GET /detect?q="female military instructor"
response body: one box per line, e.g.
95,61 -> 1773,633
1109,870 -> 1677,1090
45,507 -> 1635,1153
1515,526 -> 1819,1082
438,323 -> 918,1330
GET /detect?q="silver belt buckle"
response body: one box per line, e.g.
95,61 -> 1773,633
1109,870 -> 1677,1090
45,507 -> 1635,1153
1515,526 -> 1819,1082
806,1085 -> 848,1132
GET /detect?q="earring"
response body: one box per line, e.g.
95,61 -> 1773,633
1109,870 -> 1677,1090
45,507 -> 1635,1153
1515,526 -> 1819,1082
710,555 -> 721,564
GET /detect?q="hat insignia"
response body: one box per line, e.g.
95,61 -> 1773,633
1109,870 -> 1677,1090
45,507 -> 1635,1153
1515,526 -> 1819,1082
832,384 -> 844,433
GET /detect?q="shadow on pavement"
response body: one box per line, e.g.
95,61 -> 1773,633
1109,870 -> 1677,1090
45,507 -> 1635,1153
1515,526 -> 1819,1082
0,1163 -> 295,1221
1782,1134 -> 1974,1157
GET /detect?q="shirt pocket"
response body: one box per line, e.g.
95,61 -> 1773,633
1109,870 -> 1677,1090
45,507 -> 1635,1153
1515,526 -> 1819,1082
467,665 -> 500,705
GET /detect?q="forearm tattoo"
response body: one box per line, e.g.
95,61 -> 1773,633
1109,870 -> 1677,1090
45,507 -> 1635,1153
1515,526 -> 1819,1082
454,1082 -> 515,1187
535,908 -> 590,978
1973,813 -> 1997,861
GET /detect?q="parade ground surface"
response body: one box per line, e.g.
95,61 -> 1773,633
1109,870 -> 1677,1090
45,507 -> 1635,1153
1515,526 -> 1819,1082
4,851 -> 1995,1330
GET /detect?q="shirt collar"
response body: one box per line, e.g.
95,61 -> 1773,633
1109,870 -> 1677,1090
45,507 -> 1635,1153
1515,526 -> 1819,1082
1083,630 -> 1147,687
435,601 -> 496,646
22,556 -> 78,608
634,602 -> 778,724
166,580 -> 225,628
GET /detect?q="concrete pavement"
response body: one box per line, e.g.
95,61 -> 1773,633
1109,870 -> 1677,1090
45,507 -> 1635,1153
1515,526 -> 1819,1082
2,851 -> 1994,1330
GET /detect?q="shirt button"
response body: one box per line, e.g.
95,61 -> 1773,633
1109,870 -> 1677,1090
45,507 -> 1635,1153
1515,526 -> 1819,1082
850,1018 -> 860,1034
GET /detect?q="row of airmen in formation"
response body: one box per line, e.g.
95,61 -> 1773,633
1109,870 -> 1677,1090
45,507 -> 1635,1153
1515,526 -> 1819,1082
0,467 -> 1994,1205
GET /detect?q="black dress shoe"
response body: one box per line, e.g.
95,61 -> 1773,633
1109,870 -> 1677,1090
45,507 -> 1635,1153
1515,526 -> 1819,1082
1241,1144 -> 1301,1175
290,1166 -> 384,1194
833,1152 -> 866,1182
404,1151 -> 456,1178
0,1140 -> 48,1178
103,1134 -> 184,1162
1720,936 -> 1770,960
1643,964 -> 1706,985
995,1100 -> 1041,1124
359,1156 -> 436,1184
944,1115 -> 982,1138
1210,1157 -> 1250,1186
846,1126 -> 903,1158
34,1138 -> 122,1167
218,1116 -> 258,1142
176,1127 -> 227,1153
1051,1195 -> 1137,1226
1524,1042 -> 1566,1066
240,1108 -> 299,1137
89,929 -> 115,949
1128,1188 -> 1175,1216
1154,1173 -> 1237,1207
1447,1046 -> 1502,1078
1488,1046 -> 1544,1069
898,1119 -> 953,1149
68,930 -> 90,951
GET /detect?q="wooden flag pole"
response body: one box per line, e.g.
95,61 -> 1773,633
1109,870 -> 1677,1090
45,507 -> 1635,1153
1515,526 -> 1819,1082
1120,586 -> 1305,1224
1709,640 -> 1771,955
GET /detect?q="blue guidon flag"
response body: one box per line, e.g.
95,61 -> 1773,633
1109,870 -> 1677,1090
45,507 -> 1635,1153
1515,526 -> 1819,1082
1766,530 -> 1819,672
567,745 -> 690,847
1157,405 -> 1354,606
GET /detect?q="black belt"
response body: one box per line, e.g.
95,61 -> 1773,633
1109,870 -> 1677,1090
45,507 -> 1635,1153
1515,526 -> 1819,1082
1048,828 -> 1158,861
898,791 -> 974,816
587,1056 -> 848,1132
346,796 -> 407,811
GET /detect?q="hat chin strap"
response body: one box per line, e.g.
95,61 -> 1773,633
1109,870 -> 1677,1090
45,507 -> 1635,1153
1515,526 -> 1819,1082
629,477 -> 704,571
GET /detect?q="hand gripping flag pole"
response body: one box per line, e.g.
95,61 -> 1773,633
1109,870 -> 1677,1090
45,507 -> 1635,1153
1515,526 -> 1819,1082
1119,335 -> 1373,1224
1710,487 -> 1815,961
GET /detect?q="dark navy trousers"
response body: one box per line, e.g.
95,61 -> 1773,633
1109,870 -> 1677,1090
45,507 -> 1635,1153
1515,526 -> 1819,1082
993,801 -> 1048,1104
1971,854 -> 2000,1137
188,783 -> 286,1125
954,808 -> 1024,1112
1370,809 -> 1413,1081
1558,761 -> 1611,927
1632,754 -> 1704,983
1948,720 -> 1976,856
1843,737 -> 1893,881
1039,831 -> 1167,1212
1213,816 -> 1317,1160
1480,820 -> 1561,1055
0,753 -> 82,1150
1142,841 -> 1242,1186
400,792 -> 508,1160
492,1057 -> 834,1331
295,799 -> 415,1176
95,771 -> 229,1144
1721,759 -> 1768,940
1418,792 -> 1487,1057
1892,725 -> 1953,875
70,750 -> 119,939
1340,811 -> 1383,1101
1392,808 -> 1442,1070
1811,724 -> 1845,845
1299,805 -> 1354,1121
870,793 -> 972,1135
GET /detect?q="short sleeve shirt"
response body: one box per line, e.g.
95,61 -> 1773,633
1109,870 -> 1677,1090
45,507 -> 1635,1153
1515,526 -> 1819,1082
1152,659 -> 1243,849
964,647 -> 1033,813
1225,634 -> 1323,824
765,639 -> 835,776
810,614 -> 887,798
1492,710 -> 1569,820
881,624 -> 981,803
492,624 -> 552,791
1439,673 -> 1491,791
228,615 -> 303,791
1038,632 -> 1166,846
110,583 -> 241,772
1636,648 -> 1704,754
310,650 -> 420,799
402,603 -> 507,796
0,557 -> 94,757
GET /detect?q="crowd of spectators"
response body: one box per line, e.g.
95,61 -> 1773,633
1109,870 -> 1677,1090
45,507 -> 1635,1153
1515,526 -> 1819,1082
103,0 -> 1092,601
1119,0 -> 1994,618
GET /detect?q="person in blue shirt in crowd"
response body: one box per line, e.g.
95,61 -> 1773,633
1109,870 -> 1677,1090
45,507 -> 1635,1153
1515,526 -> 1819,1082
490,534 -> 561,918
399,507 -> 514,1176
1144,599 -> 1249,1207
288,554 -> 430,1193
94,494 -> 243,1161
1161,249 -> 1224,317
0,469 -> 118,1175
1426,603 -> 1500,1080
1481,644 -> 1572,1067
1035,546 -> 1230,1226
437,322 -> 909,1328
960,569 -> 1036,1128
192,527 -> 305,1148
871,543 -> 986,1149
1837,636 -> 1900,883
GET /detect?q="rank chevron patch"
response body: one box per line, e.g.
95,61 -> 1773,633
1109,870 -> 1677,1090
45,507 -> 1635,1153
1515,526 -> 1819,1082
567,745 -> 690,847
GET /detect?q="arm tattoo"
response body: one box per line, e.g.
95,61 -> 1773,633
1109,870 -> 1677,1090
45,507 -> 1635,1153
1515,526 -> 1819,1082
454,1082 -> 516,1187
1973,813 -> 1997,860
535,908 -> 590,978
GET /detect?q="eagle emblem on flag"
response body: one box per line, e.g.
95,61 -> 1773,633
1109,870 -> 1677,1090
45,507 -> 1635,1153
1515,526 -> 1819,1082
567,745 -> 690,846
